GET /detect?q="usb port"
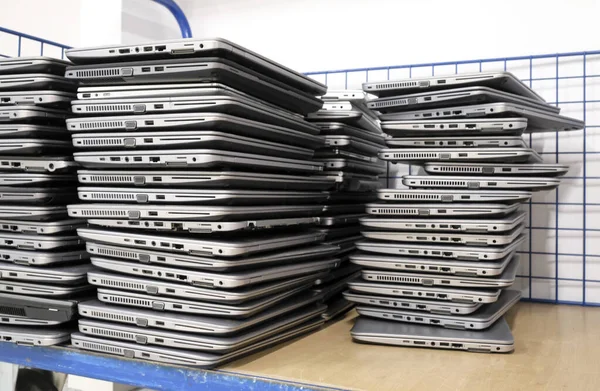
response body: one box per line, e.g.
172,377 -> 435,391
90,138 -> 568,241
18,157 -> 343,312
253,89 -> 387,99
149,211 -> 158,216
451,238 -> 461,242
432,251 -> 441,255
440,224 -> 448,228
142,270 -> 152,275
134,157 -> 142,162
426,293 -> 435,297
424,125 -> 435,129
154,104 -> 164,109
141,67 -> 150,72
451,225 -> 460,229
488,182 -> 497,186
401,303 -> 410,307
423,113 -> 433,118
402,291 -> 413,295
502,168 -> 511,172
143,46 -> 152,52
380,300 -> 390,305
110,157 -> 120,161
440,342 -> 449,347
145,120 -> 154,125
424,97 -> 432,101
152,177 -> 162,182
461,195 -> 469,199
440,237 -> 449,241
408,250 -> 419,254
119,48 -> 130,54
172,304 -> 182,309
444,111 -> 451,115
448,124 -> 458,128
156,195 -> 165,200
441,280 -> 450,284
415,317 -> 423,321
155,66 -> 164,72
406,265 -> 416,269
429,266 -> 438,271
134,240 -> 146,245
414,341 -> 426,345
448,141 -> 456,145
463,141 -> 474,146
416,305 -> 426,309
437,80 -> 446,84
415,224 -> 426,228
160,242 -> 169,247
458,153 -> 467,157
166,273 -> 174,278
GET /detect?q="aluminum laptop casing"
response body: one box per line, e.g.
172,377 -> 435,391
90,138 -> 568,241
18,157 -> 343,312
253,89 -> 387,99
0,218 -> 85,235
0,73 -> 76,92
0,325 -> 71,346
424,162 -> 569,177
0,90 -> 75,107
0,263 -> 93,285
377,189 -> 532,203
0,56 -> 71,75
379,147 -> 541,163
381,118 -> 527,137
0,156 -> 77,173
365,202 -> 520,217
403,175 -> 561,191
385,136 -> 526,148
0,248 -> 89,266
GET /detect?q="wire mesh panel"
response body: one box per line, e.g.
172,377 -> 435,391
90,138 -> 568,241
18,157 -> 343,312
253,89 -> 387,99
307,50 -> 600,306
0,26 -> 70,59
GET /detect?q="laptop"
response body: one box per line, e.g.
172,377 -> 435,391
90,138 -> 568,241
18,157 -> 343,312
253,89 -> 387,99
0,292 -> 87,322
321,135 -> 384,155
0,280 -> 94,298
322,204 -> 367,216
0,156 -> 78,173
313,225 -> 361,240
0,186 -> 78,205
85,242 -> 339,271
0,124 -> 70,139
0,106 -> 67,124
365,202 -> 520,217
321,296 -> 355,321
324,191 -> 377,204
357,235 -> 526,261
71,316 -> 323,367
361,225 -> 524,246
77,303 -> 326,353
359,212 -> 526,233
376,189 -> 532,203
367,86 -> 559,114
0,73 -> 76,92
0,90 -> 75,107
362,71 -> 544,101
65,58 -> 322,115
0,173 -> 76,186
403,175 -> 561,191
0,248 -> 89,266
349,252 -> 515,277
0,325 -> 71,346
385,136 -> 527,148
88,270 -> 325,304
423,162 -> 569,177
78,292 -> 323,335
0,218 -> 85,235
76,187 -> 328,205
343,291 -> 483,315
90,256 -> 339,289
0,263 -> 93,285
350,316 -> 514,353
64,38 -> 327,96
0,205 -> 68,221
318,213 -> 367,227
306,103 -> 382,134
317,158 -> 386,175
73,149 -> 324,173
315,122 -> 386,144
86,216 -> 319,234
381,118 -> 527,137
314,149 -> 378,163
0,56 -> 72,75
317,171 -> 382,192
69,204 -> 324,222
379,102 -> 584,132
313,269 -> 362,301
362,257 -> 518,288
323,235 -> 361,254
77,227 -> 325,257
379,147 -> 541,163
0,314 -> 67,326
357,289 -> 521,330
347,280 -> 501,304
76,170 -> 336,190
0,232 -> 82,250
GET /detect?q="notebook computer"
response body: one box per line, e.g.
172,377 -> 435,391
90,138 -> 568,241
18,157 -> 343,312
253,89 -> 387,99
325,192 -> 377,205
306,103 -> 381,134
315,122 -> 386,144
0,90 -> 75,107
0,106 -> 66,124
0,124 -> 70,139
379,147 -> 541,163
314,149 -> 378,163
0,263 -> 93,285
380,118 -> 527,137
362,71 -> 544,101
0,292 -> 86,322
365,202 -> 520,217
0,314 -> 66,326
0,186 -> 78,205
423,162 -> 569,177
317,171 -> 382,192
0,173 -> 75,186
321,296 -> 355,321
317,158 -> 386,175
76,187 -> 328,205
357,289 -> 521,330
317,213 -> 366,227
0,280 -> 94,298
385,136 -> 527,148
343,291 -> 483,314
350,316 -> 514,353
0,56 -> 72,75
0,205 -> 68,221
321,135 -> 384,155
313,225 -> 361,240
0,232 -> 82,250
0,325 -> 71,346
0,248 -> 89,266
403,175 -> 561,191
0,156 -> 77,173
0,218 -> 85,235
0,138 -> 74,154
376,189 -> 532,203
0,73 -> 76,92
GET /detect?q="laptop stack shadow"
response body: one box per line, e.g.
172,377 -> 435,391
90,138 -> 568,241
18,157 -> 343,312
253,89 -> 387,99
344,71 -> 584,353
0,57 -> 92,346
57,38 -> 366,367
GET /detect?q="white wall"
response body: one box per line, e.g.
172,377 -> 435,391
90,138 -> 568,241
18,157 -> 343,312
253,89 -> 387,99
121,0 -> 184,44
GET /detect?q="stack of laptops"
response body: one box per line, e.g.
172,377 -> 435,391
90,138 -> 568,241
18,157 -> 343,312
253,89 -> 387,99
61,38 -> 345,367
308,90 -> 386,320
0,56 -> 91,347
343,72 -> 584,353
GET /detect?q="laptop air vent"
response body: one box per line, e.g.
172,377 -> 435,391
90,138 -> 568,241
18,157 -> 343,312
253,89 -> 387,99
376,276 -> 421,283
371,99 -> 409,108
89,310 -> 135,323
79,209 -> 127,217
79,121 -> 124,129
80,341 -> 123,354
84,104 -> 133,112
389,152 -> 438,159
88,327 -> 135,340
0,306 -> 26,317
84,193 -> 136,201
79,139 -> 123,146
75,68 -> 120,78
372,208 -> 418,215
374,81 -> 418,89
99,279 -> 145,290
418,180 -> 467,187
87,175 -> 133,183
95,247 -> 137,259
393,194 -> 439,200
437,166 -> 481,173
104,295 -> 152,307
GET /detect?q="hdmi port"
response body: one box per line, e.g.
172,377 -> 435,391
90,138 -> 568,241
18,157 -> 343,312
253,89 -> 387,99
413,341 -> 426,345
443,252 -> 453,257
452,343 -> 463,348
405,265 -> 416,269
402,291 -> 414,295
430,319 -> 440,324
438,294 -> 448,299
465,124 -> 476,129
408,250 -> 419,254
441,267 -> 451,272
451,238 -> 461,242
416,305 -> 426,309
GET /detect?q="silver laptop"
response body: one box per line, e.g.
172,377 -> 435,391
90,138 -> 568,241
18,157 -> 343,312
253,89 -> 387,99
69,204 -> 323,222
0,186 -> 77,205
0,156 -> 77,173
0,315 -> 64,326
314,148 -> 378,163
315,122 -> 386,144
90,256 -> 339,289
349,252 -> 515,277
317,158 -> 386,175
0,218 -> 85,235
86,216 -> 319,234
357,235 -> 526,261
385,136 -> 527,148
365,202 -> 520,217
322,135 -> 384,155
0,106 -> 66,124
381,118 -> 527,137
76,169 -> 336,190
379,147 -> 541,163
0,248 -> 89,266
0,325 -> 71,346
343,291 -> 483,315
362,257 -> 518,289
356,289 -> 521,330
0,56 -> 71,75
0,90 -> 75,107
0,205 -> 67,221
0,138 -> 78,154
0,124 -> 70,139
77,187 -> 328,205
0,173 -> 75,186
380,102 -> 584,132
78,303 -> 326,353
424,162 -> 569,177
367,86 -> 558,114
85,242 -> 339,271
73,149 -> 324,173
377,189 -> 532,203
361,225 -> 524,246
0,263 -> 92,285
350,316 -> 514,353
0,232 -> 81,250
306,102 -> 382,134
317,171 -> 382,192
64,38 -> 327,95
0,280 -> 94,298
0,73 -> 76,92
403,174 -> 561,191
362,71 -> 544,102
88,270 -> 324,304
318,213 -> 367,227
347,280 -> 501,304
71,130 -> 313,159
314,225 -> 361,241
359,212 -> 526,233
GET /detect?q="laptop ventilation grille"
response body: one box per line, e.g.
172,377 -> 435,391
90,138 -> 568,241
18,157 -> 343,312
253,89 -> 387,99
436,166 -> 481,173
79,121 -> 124,129
75,69 -> 120,78
89,310 -> 135,323
373,208 -> 417,215
374,81 -> 419,89
371,98 -> 414,108
419,180 -> 467,186
104,295 -> 152,307
95,247 -> 137,259
0,306 -> 26,317
85,105 -> 133,112
89,327 -> 135,340
79,210 -> 127,216
390,153 -> 438,159
393,194 -> 440,200
79,139 -> 123,146
85,193 -> 136,201
80,341 -> 123,354
376,276 -> 420,283
100,279 -> 145,290
87,175 -> 133,183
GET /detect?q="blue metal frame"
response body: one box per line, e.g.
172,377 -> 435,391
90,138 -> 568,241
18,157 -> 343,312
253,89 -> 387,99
0,26 -> 71,58
152,0 -> 192,38
307,50 -> 600,306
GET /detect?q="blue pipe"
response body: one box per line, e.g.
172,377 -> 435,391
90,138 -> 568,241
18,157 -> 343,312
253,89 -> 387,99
152,0 -> 192,38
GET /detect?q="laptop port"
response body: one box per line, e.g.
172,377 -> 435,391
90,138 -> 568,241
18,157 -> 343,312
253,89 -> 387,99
458,153 -> 467,157
465,124 -> 476,129
148,211 -> 158,216
438,294 -> 448,299
440,237 -> 449,241
149,157 -> 160,162
448,141 -> 456,145
405,265 -> 416,269
416,237 -> 427,240
423,113 -> 433,117
155,45 -> 167,52
416,305 -> 426,309
165,273 -> 174,278
133,157 -> 142,162
429,266 -> 438,271
441,280 -> 450,284
451,225 -> 460,229
172,244 -> 184,250
119,49 -> 130,54
432,251 -> 441,255
448,123 -> 457,128
440,342 -> 449,347
380,300 -> 390,305
134,240 -> 146,245
156,195 -> 165,200
415,224 -> 426,228
142,270 -> 152,275
155,66 -> 164,72
452,110 -> 462,115
2,255 -> 9,259
452,343 -> 463,348
402,291 -> 413,295
154,104 -> 164,109
502,168 -> 511,172
1,98 -> 10,102
155,321 -> 164,326
141,67 -> 150,72
110,157 -> 120,161
444,112 -> 452,116
401,303 -> 410,307
11,162 -> 20,167
424,141 -> 435,145
437,80 -> 446,84
413,341 -> 426,345
488,182 -> 497,186
166,288 -> 175,293
415,317 -> 423,321
143,46 -> 152,52
172,304 -> 182,309
426,293 -> 435,297
156,256 -> 166,261
424,97 -> 432,101
5,240 -> 13,245
160,242 -> 169,247
145,120 -> 154,125
176,274 -> 186,281
155,338 -> 164,343
443,252 -> 453,257
439,224 -> 448,228
152,177 -> 162,182
424,125 -> 435,129
3,337 -> 12,341
408,250 -> 419,254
